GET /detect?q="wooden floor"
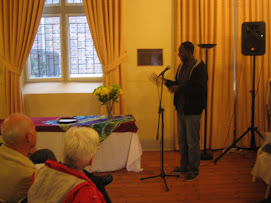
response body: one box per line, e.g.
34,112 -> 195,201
101,150 -> 267,203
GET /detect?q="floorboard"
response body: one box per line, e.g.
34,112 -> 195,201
100,150 -> 266,203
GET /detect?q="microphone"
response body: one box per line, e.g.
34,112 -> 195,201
157,65 -> 171,78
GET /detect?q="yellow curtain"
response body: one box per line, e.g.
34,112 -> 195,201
235,0 -> 271,147
0,0 -> 45,116
83,0 -> 126,115
175,0 -> 235,149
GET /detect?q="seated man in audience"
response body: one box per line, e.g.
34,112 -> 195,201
0,135 -> 3,146
0,114 -> 57,202
28,126 -> 111,202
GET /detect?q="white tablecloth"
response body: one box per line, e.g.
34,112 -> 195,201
266,78 -> 271,115
36,131 -> 142,172
252,151 -> 271,184
251,133 -> 271,184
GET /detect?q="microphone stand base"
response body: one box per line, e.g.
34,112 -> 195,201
200,151 -> 213,160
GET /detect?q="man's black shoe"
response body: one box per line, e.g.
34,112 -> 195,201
97,174 -> 113,186
83,170 -> 113,186
184,172 -> 199,181
172,167 -> 188,174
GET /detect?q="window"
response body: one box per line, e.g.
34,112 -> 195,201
30,17 -> 61,78
27,0 -> 102,82
45,0 -> 60,4
68,16 -> 102,78
67,0 -> 83,3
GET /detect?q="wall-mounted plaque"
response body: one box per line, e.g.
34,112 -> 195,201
137,49 -> 163,66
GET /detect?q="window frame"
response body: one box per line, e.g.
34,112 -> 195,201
25,14 -> 63,82
44,0 -> 61,7
24,0 -> 103,83
64,0 -> 83,7
65,13 -> 103,82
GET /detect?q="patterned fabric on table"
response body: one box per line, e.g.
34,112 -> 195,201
43,115 -> 135,142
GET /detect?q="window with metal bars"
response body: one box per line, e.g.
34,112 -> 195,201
27,0 -> 102,81
68,16 -> 102,78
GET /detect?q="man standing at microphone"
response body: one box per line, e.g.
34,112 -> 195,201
164,41 -> 207,181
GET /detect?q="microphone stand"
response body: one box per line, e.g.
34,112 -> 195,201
141,71 -> 179,192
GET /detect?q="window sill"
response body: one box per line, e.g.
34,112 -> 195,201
22,82 -> 103,94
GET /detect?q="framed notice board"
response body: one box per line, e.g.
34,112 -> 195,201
137,49 -> 163,66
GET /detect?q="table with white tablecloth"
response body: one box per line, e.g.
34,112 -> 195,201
251,133 -> 271,198
266,78 -> 271,115
36,131 -> 142,172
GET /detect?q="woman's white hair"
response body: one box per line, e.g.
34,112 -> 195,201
63,126 -> 100,170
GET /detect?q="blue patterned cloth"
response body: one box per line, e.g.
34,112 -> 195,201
43,115 -> 135,142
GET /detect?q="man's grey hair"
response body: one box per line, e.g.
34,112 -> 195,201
63,126 -> 100,170
1,114 -> 33,145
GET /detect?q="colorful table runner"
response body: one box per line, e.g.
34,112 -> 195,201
0,115 -> 138,142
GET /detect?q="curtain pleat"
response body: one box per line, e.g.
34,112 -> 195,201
175,0 -> 235,149
0,0 -> 45,116
83,0 -> 126,115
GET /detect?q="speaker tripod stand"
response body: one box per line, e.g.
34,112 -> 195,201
140,72 -> 179,192
214,55 -> 264,164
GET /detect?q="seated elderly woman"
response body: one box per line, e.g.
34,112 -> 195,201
28,127 -> 107,203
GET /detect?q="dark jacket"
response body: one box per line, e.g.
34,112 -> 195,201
165,60 -> 208,115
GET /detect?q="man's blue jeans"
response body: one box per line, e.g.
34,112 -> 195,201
177,112 -> 201,173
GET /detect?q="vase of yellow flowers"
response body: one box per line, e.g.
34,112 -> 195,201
93,84 -> 123,120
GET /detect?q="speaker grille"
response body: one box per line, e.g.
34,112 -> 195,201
242,21 -> 265,56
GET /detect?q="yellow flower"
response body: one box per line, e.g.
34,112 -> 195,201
93,84 -> 122,105
103,87 -> 110,95
118,89 -> 123,95
94,88 -> 100,95
100,87 -> 109,96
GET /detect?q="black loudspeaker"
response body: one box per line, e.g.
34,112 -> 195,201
242,21 -> 266,56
